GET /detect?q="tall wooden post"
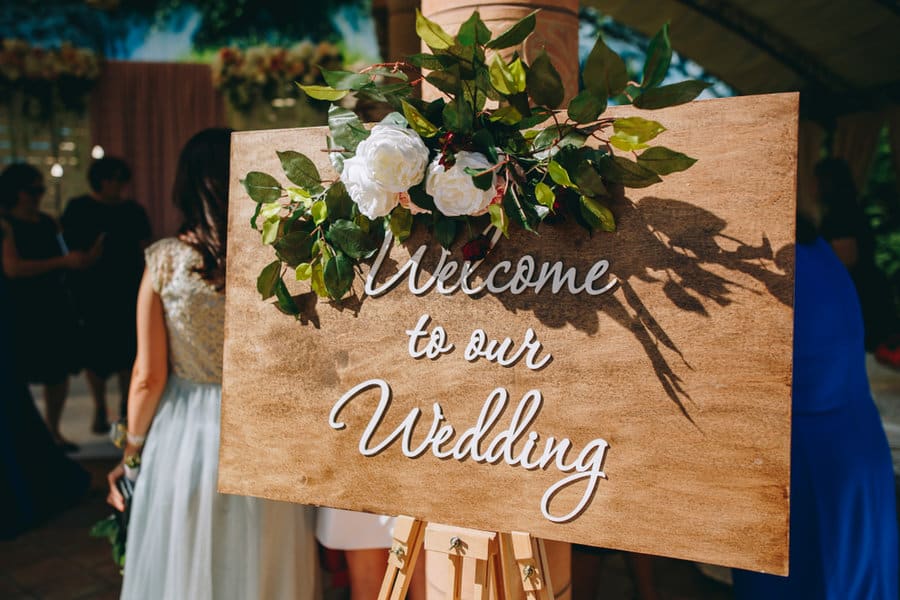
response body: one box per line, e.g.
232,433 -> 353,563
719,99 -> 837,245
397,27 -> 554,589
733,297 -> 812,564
419,0 -> 580,105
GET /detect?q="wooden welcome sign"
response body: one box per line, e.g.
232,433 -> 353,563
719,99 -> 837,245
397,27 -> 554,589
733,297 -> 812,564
220,93 -> 797,575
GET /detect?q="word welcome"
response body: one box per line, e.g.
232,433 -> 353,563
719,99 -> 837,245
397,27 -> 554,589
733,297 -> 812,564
329,379 -> 610,523
365,231 -> 618,298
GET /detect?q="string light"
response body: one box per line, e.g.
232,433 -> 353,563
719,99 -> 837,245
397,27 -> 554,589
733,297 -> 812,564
91,145 -> 105,159
50,163 -> 64,178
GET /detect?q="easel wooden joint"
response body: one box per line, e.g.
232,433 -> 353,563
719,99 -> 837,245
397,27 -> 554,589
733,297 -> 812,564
378,517 -> 556,600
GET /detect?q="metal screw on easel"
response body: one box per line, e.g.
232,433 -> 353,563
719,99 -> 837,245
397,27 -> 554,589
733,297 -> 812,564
523,565 -> 536,578
389,546 -> 406,559
449,536 -> 461,551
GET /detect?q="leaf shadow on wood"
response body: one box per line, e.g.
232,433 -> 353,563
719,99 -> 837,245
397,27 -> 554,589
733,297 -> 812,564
489,194 -> 793,424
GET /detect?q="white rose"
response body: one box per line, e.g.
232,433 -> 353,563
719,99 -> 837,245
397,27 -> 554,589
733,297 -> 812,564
354,124 -> 429,193
341,156 -> 398,219
425,151 -> 498,217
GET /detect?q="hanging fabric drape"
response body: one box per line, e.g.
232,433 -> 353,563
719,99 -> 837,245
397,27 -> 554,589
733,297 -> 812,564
88,61 -> 226,238
887,106 -> 900,196
831,110 -> 885,194
797,119 -> 827,223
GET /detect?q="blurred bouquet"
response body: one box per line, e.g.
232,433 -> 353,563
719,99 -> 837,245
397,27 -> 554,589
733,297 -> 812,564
211,41 -> 343,112
0,39 -> 102,117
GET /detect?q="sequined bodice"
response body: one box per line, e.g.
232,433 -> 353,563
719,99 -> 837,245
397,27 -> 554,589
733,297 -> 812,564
145,238 -> 224,383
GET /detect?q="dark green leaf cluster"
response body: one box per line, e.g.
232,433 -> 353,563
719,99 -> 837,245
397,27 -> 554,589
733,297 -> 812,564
90,515 -> 126,571
244,10 -> 706,311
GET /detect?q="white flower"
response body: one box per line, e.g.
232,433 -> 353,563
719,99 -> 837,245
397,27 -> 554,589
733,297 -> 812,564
341,156 -> 398,219
354,124 -> 429,193
425,151 -> 498,217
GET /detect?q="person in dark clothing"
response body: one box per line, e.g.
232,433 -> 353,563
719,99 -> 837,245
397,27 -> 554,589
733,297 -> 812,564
62,157 -> 152,433
0,163 -> 98,451
0,271 -> 91,538
816,157 -> 899,351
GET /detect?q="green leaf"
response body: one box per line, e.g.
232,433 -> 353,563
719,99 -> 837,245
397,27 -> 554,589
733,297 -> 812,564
416,8 -> 455,50
573,162 -> 608,197
609,132 -> 649,152
324,181 -> 354,222
261,218 -> 280,245
324,250 -> 355,299
526,50 -> 564,109
485,10 -> 537,49
502,185 -> 538,232
463,166 -> 495,191
310,262 -> 328,298
642,24 -> 671,89
311,200 -> 328,225
442,99 -> 473,133
297,84 -> 348,101
472,129 -> 498,163
425,69 -> 460,96
295,262 -> 312,281
580,196 -> 616,232
488,203 -> 509,237
567,90 -> 606,123
637,146 -> 697,175
389,205 -> 414,242
329,105 -> 370,153
434,217 -> 458,248
489,56 -> 526,96
489,105 -> 523,125
274,277 -> 300,315
596,155 -> 662,188
258,201 -> 283,222
548,161 -> 575,188
613,117 -> 666,141
320,68 -> 371,90
90,516 -> 119,538
406,53 -> 456,70
633,80 -> 710,109
242,171 -> 282,204
250,202 -> 263,230
276,151 -> 323,194
325,219 -> 378,259
535,181 -> 555,208
458,11 -> 492,46
257,260 -> 281,300
364,66 -> 409,81
532,124 -> 572,152
274,230 -> 315,266
583,36 -> 628,98
401,100 -> 439,138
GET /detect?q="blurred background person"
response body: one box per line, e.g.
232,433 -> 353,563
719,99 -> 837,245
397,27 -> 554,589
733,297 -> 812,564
62,157 -> 152,433
732,216 -> 898,598
0,163 -> 98,451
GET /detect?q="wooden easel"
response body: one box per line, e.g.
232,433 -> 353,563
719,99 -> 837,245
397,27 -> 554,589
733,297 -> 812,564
378,516 -> 555,600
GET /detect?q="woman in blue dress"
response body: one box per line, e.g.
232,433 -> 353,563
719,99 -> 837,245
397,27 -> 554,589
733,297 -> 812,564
732,217 -> 898,598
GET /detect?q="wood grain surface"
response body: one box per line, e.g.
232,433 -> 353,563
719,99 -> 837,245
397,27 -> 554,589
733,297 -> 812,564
220,93 -> 798,575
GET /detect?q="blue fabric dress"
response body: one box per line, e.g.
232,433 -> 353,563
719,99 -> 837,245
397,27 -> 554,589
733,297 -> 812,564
733,238 -> 898,599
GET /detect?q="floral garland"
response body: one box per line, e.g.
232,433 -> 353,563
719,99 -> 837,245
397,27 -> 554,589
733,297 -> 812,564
212,41 -> 343,112
242,10 -> 707,314
0,39 -> 102,116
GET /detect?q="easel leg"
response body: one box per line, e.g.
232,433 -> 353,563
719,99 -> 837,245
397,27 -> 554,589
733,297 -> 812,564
379,516 -> 426,600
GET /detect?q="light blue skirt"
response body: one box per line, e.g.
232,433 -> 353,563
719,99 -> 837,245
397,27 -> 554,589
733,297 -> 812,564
121,376 -> 319,600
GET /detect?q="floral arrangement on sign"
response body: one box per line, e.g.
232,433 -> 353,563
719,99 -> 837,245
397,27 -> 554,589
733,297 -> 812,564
242,10 -> 708,313
0,39 -> 102,116
212,41 -> 343,112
